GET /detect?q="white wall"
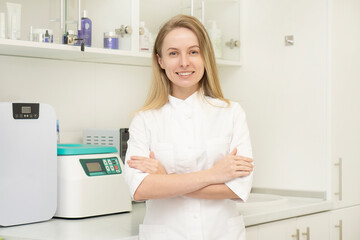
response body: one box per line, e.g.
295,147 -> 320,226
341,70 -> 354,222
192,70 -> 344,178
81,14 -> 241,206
0,56 -> 151,143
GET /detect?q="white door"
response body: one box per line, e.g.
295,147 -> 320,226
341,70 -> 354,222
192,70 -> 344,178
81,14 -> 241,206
331,0 -> 360,208
246,225 -> 258,240
296,212 -> 330,240
330,206 -> 360,240
258,218 -> 297,240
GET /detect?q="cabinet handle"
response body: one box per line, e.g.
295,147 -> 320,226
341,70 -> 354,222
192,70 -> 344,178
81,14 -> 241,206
335,220 -> 343,240
291,229 -> 300,240
334,158 -> 343,200
302,227 -> 310,240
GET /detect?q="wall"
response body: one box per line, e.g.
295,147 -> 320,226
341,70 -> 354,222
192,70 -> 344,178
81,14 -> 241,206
0,56 -> 151,143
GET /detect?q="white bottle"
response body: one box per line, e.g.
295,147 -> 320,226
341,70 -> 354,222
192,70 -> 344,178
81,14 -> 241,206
208,20 -> 222,58
139,21 -> 151,52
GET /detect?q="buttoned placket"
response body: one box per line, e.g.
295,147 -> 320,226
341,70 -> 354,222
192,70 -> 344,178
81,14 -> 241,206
181,100 -> 204,240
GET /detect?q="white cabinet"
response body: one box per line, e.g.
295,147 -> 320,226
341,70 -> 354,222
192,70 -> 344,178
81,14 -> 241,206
295,212 -> 330,240
0,0 -> 242,66
253,212 -> 330,240
330,0 -> 360,208
246,225 -> 259,240
245,208 -> 360,240
330,206 -> 360,240
257,218 -> 296,240
140,0 -> 241,62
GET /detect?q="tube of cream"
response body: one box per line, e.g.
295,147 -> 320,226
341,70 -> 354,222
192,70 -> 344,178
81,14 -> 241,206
0,12 -> 5,39
6,2 -> 21,40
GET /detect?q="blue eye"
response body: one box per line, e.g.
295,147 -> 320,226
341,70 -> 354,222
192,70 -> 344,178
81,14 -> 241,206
190,50 -> 199,55
169,52 -> 177,56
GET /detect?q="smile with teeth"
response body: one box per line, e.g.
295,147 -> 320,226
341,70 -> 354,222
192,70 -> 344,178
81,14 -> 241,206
177,71 -> 194,76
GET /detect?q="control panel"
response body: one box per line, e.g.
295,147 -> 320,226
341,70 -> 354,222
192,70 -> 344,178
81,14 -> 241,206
12,103 -> 39,119
79,157 -> 122,177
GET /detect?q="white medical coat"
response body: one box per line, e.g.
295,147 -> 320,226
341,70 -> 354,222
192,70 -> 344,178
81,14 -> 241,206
124,91 -> 253,240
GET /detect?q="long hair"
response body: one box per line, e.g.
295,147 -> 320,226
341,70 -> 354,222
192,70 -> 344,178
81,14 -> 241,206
140,14 -> 229,111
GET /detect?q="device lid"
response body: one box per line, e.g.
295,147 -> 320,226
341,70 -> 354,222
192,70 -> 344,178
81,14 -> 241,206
57,144 -> 117,155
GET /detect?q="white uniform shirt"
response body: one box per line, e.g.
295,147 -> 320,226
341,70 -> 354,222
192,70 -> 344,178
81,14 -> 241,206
125,91 -> 253,240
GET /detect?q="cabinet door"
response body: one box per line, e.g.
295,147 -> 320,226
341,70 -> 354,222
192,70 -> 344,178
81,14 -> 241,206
330,206 -> 360,240
257,213 -> 330,240
246,225 -> 258,240
296,212 -> 330,240
258,218 -> 297,240
140,0 -> 241,62
65,0 -> 133,49
331,0 -> 360,208
0,0 -> 60,41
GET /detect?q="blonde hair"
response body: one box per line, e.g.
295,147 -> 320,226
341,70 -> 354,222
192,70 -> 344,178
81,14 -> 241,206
140,14 -> 229,111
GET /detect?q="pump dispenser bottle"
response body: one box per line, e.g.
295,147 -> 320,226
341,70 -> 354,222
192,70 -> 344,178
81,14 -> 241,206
78,10 -> 92,47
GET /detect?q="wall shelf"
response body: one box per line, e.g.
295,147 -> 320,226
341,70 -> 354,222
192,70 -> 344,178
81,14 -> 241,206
0,39 -> 241,67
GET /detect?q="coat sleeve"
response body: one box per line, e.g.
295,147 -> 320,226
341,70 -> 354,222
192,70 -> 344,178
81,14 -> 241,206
124,112 -> 150,200
225,102 -> 254,202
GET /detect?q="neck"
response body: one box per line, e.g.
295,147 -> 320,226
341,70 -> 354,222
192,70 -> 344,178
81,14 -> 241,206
171,85 -> 200,100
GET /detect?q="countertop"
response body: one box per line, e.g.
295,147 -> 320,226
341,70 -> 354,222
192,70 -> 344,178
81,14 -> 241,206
0,194 -> 332,240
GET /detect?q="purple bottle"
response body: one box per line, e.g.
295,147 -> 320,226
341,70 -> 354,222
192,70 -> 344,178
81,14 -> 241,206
78,10 -> 92,47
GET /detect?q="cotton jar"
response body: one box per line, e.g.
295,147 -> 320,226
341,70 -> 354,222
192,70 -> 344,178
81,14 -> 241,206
104,32 -> 119,50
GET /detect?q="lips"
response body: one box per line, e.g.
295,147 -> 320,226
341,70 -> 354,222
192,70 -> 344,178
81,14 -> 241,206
176,71 -> 194,76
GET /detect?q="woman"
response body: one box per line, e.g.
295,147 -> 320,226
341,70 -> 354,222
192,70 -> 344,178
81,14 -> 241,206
124,14 -> 254,240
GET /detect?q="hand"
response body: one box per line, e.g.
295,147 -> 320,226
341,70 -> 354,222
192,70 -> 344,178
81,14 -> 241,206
127,152 -> 167,175
210,148 -> 253,183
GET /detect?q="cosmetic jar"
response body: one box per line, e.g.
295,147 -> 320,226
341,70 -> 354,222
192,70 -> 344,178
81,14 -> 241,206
104,32 -> 119,49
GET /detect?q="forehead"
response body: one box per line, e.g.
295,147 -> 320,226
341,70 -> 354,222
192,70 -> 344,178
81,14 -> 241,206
162,27 -> 199,49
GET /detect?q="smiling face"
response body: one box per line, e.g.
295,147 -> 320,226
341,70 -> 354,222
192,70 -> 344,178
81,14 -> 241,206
157,27 -> 205,99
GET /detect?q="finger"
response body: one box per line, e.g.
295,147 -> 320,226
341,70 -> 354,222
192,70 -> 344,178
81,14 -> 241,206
128,161 -> 151,172
128,159 -> 147,165
234,155 -> 253,162
235,161 -> 254,168
131,156 -> 150,160
236,171 -> 251,177
235,165 -> 253,172
149,151 -> 155,159
230,148 -> 237,156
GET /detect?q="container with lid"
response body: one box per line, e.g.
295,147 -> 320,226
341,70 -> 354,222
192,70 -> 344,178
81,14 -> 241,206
103,32 -> 119,49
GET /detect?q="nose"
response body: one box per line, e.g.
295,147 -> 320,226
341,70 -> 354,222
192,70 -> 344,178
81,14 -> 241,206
180,53 -> 190,67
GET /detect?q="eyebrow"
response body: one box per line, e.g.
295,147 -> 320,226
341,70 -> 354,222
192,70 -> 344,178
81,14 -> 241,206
166,45 -> 200,51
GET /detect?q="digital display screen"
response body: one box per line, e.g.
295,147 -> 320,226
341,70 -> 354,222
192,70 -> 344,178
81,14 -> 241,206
21,106 -> 31,114
86,162 -> 103,173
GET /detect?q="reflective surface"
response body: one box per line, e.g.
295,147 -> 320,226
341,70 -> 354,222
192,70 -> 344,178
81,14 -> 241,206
237,193 -> 288,211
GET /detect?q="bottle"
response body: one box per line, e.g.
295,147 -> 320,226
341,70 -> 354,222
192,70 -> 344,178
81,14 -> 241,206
56,120 -> 60,144
208,20 -> 222,58
78,10 -> 92,47
44,30 -> 50,43
139,21 -> 151,52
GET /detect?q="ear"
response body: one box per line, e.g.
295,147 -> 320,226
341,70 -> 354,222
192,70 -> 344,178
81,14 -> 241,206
157,54 -> 165,69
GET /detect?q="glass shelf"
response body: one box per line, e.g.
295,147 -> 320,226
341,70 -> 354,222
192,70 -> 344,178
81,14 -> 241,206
0,38 -> 241,67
